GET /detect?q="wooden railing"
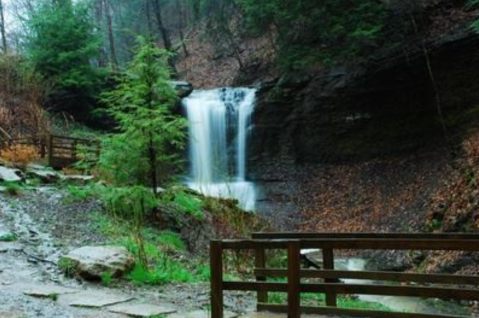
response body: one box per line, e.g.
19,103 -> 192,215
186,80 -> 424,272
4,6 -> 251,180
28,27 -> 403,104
210,233 -> 479,318
4,134 -> 100,169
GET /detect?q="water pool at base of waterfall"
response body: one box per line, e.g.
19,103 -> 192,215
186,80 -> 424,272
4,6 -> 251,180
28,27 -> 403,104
186,181 -> 256,212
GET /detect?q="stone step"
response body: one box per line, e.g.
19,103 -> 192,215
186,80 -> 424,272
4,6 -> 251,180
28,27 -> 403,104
239,313 -> 334,318
107,303 -> 176,317
167,310 -> 238,318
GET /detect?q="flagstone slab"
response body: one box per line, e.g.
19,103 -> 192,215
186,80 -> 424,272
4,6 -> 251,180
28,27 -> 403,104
168,310 -> 238,318
0,242 -> 22,253
23,285 -> 79,297
0,166 -> 23,182
62,290 -> 134,308
0,311 -> 24,318
107,303 -> 176,317
238,314 -> 331,318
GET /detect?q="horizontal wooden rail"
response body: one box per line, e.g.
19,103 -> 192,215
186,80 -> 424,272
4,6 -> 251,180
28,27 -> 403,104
210,234 -> 479,318
4,134 -> 100,169
221,238 -> 479,251
252,232 -> 479,240
254,268 -> 479,285
224,281 -> 479,300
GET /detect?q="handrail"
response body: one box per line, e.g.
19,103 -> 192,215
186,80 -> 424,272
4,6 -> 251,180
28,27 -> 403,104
252,232 -> 479,239
4,133 -> 100,168
210,234 -> 479,318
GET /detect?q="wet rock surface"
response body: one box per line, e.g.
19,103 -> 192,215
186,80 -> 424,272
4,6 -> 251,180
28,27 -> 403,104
62,246 -> 135,280
0,166 -> 23,182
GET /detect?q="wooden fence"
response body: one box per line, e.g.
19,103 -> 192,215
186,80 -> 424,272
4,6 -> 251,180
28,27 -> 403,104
5,134 -> 100,169
210,233 -> 479,318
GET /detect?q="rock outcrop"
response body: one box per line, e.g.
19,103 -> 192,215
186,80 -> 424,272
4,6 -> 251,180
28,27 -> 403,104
60,246 -> 134,280
0,166 -> 23,182
171,81 -> 194,98
249,31 -> 479,166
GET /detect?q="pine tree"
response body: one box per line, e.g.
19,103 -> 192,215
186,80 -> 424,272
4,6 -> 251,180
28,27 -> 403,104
99,37 -> 186,193
26,0 -> 104,118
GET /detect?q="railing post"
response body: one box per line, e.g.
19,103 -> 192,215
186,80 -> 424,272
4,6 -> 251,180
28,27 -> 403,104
288,240 -> 301,318
47,134 -> 53,167
95,140 -> 101,159
72,140 -> 77,161
322,248 -> 337,307
211,240 -> 224,318
255,247 -> 267,308
40,135 -> 46,158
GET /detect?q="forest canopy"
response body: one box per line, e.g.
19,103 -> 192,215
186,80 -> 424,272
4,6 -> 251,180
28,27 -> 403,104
0,0 -> 430,118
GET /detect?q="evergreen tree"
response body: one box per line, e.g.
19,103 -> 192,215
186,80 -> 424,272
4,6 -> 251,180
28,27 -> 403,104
233,0 -> 386,68
26,0 -> 104,118
99,37 -> 186,193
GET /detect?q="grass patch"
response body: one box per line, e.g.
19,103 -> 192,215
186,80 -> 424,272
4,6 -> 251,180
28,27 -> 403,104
2,182 -> 22,196
58,258 -> 77,277
338,296 -> 391,311
88,212 -> 206,286
63,185 -> 98,204
0,233 -> 18,242
156,231 -> 186,252
268,292 -> 391,311
101,271 -> 113,286
126,260 -> 200,285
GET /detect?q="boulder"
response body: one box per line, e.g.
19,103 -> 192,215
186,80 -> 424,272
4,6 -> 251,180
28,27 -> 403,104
0,166 -> 23,182
26,164 -> 60,183
28,170 -> 60,183
170,81 -> 193,98
60,246 -> 134,280
62,175 -> 95,185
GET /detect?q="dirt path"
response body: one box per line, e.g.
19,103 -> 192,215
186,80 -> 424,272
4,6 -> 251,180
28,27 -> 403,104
0,187 -> 255,318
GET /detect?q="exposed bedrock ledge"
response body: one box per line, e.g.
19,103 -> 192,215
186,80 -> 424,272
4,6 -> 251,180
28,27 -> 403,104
248,31 -> 479,171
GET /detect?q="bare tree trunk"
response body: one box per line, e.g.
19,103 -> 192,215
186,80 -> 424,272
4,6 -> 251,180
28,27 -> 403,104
411,15 -> 450,148
192,0 -> 200,21
176,0 -> 188,56
0,0 -> 7,53
151,0 -> 177,75
103,0 -> 118,70
94,0 -> 108,67
151,0 -> 172,51
145,0 -> 153,39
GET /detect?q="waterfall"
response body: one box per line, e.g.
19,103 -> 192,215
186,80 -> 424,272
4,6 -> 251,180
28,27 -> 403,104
183,87 -> 257,211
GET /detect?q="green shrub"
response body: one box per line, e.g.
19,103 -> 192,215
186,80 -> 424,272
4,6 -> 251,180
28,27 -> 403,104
173,191 -> 204,220
63,185 -> 96,203
98,37 -> 187,191
3,182 -> 22,196
0,233 -> 18,242
101,272 -> 113,286
58,258 -> 77,278
100,186 -> 158,267
156,231 -> 186,252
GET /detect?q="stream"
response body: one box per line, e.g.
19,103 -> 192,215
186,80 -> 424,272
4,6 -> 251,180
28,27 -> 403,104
336,258 -> 471,316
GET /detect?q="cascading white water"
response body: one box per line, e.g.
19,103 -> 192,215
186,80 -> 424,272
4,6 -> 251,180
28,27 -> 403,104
183,87 -> 256,211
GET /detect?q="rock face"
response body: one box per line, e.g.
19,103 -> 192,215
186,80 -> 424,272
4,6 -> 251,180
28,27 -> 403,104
60,246 -> 134,280
171,81 -> 194,98
243,25 -> 479,222
249,31 -> 479,166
